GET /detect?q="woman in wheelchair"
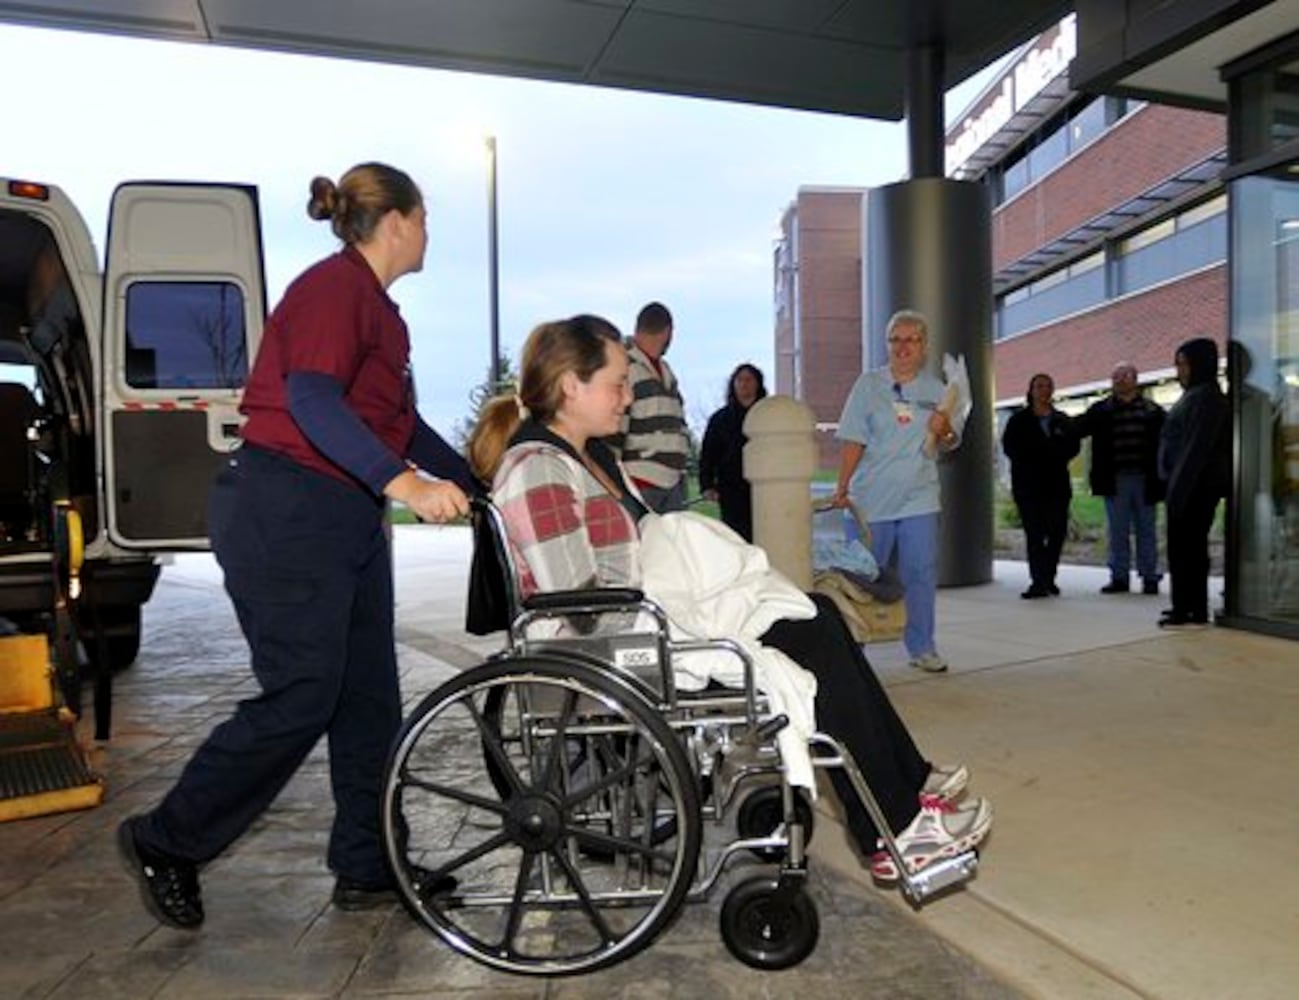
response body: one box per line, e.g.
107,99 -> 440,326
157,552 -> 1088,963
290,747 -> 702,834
467,314 -> 992,881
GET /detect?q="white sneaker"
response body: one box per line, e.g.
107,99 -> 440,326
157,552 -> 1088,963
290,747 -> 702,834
921,762 -> 968,802
871,796 -> 992,882
908,651 -> 948,673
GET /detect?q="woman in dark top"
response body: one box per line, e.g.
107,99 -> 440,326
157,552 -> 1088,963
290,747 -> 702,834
1157,337 -> 1229,628
1001,373 -> 1080,599
699,363 -> 766,541
118,162 -> 473,931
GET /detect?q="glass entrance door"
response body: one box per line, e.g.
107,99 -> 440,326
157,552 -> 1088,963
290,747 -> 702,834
1230,161 -> 1299,630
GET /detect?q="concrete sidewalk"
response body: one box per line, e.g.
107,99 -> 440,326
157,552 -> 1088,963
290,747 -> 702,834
396,527 -> 1299,1000
817,559 -> 1297,1000
0,526 -> 1020,1000
2,523 -> 1294,999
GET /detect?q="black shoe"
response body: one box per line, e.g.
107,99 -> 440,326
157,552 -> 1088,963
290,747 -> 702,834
1047,583 -> 1060,596
332,876 -> 399,911
1021,586 -> 1050,599
1142,580 -> 1160,595
117,817 -> 204,930
1158,612 -> 1208,630
333,870 -> 457,910
1100,580 -> 1130,594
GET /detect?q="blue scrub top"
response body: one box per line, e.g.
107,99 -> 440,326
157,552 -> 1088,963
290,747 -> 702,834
836,368 -> 946,521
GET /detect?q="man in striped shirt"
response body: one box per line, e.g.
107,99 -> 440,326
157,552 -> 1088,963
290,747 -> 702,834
1075,362 -> 1167,595
605,301 -> 690,512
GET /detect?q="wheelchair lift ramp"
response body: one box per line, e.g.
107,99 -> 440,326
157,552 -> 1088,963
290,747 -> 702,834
0,635 -> 103,822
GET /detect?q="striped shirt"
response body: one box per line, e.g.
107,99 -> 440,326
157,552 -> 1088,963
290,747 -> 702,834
1110,399 -> 1155,473
606,341 -> 689,490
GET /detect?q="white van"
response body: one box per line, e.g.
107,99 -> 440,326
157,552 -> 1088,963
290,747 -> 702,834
0,176 -> 265,675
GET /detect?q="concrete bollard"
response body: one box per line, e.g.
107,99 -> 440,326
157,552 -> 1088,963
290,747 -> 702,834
743,396 -> 817,589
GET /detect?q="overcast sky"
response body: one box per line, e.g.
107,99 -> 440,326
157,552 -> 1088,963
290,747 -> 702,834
1,22 -> 998,436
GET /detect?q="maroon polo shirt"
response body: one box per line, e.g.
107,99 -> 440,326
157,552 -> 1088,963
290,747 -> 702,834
240,246 -> 416,486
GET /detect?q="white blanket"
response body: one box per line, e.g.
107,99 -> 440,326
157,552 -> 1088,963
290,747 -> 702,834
639,511 -> 820,791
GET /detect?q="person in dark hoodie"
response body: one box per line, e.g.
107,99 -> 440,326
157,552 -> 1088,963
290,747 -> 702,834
1002,373 -> 1080,599
699,363 -> 767,541
1158,337 -> 1230,628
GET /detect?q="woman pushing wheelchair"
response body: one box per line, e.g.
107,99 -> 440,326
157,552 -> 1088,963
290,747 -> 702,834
467,314 -> 993,881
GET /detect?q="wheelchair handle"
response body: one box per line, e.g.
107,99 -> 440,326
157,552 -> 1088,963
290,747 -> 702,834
752,713 -> 789,742
523,587 -> 646,611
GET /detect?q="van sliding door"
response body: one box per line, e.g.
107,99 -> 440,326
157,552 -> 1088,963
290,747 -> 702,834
102,183 -> 265,549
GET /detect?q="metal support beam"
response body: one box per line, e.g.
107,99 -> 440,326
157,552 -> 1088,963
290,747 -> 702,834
906,45 -> 945,178
867,179 -> 995,585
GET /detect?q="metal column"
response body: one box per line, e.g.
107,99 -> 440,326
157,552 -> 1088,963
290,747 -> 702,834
866,179 -> 995,586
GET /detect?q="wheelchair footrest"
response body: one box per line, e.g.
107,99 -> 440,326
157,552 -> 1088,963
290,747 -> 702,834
900,850 -> 979,903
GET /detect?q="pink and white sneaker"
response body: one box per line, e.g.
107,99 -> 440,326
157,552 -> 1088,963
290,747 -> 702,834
871,796 -> 992,882
920,762 -> 969,803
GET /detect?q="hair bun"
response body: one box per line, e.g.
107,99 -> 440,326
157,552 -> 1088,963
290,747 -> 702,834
306,176 -> 338,221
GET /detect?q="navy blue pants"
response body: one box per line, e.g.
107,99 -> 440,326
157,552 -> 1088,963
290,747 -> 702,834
137,447 -> 401,885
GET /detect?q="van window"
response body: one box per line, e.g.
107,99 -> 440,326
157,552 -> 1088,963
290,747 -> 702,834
124,281 -> 247,390
0,362 -> 38,390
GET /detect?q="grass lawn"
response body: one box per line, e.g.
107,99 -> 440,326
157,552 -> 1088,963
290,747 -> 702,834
391,473 -> 1222,573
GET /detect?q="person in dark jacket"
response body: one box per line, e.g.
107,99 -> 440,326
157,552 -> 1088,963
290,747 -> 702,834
1074,363 -> 1166,595
1158,337 -> 1230,628
699,363 -> 767,541
1002,373 -> 1080,599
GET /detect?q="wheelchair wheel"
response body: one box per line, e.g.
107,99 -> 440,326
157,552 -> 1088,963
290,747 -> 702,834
383,654 -> 702,975
482,685 -> 681,861
736,785 -> 815,861
719,875 -> 819,970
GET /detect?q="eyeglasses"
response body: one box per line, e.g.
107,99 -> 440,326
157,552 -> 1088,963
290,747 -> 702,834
888,336 -> 923,345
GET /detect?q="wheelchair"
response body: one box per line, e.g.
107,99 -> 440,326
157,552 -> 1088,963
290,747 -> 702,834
380,499 -> 978,976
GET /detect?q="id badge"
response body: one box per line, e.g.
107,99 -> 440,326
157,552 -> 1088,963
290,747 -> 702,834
892,400 -> 914,425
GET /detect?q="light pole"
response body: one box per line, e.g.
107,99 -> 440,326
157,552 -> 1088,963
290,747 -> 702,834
485,135 -> 501,390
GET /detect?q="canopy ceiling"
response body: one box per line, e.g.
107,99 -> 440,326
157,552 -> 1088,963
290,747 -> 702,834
0,0 -> 1071,120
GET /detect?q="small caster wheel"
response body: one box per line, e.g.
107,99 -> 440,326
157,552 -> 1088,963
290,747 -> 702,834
719,876 -> 819,970
736,785 -> 815,861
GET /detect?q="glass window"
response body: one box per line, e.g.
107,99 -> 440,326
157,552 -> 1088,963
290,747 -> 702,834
1001,154 -> 1029,201
1116,206 -> 1227,296
1119,218 -> 1176,256
1070,250 -> 1105,277
1069,98 -> 1108,153
1031,267 -> 1068,293
1179,194 -> 1227,230
1027,122 -> 1069,182
123,282 -> 247,390
0,362 -> 38,390
1230,167 -> 1299,628
997,258 -> 1108,338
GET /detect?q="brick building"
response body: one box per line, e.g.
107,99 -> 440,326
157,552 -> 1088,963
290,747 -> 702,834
979,100 -> 1226,412
774,13 -> 1228,455
775,12 -> 1299,635
773,187 -> 866,467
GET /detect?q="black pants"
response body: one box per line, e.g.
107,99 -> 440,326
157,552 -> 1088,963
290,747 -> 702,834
1167,494 -> 1220,620
137,447 -> 402,885
761,594 -> 929,853
1017,494 -> 1069,590
717,483 -> 754,543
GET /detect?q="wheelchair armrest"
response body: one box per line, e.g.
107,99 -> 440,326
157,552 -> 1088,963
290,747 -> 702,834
522,587 -> 645,612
